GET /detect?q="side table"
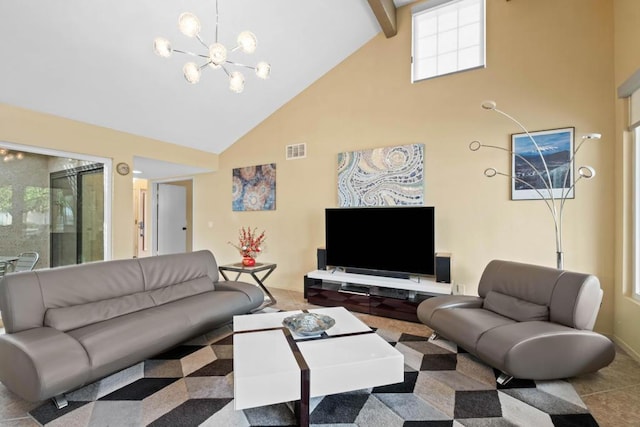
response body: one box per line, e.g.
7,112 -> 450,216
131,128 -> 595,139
218,262 -> 277,308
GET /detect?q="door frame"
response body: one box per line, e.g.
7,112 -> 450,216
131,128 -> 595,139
150,177 -> 193,256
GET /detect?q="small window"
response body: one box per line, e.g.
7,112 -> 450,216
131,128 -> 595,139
411,0 -> 486,82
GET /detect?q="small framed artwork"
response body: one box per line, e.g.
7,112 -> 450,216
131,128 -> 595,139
232,163 -> 276,211
511,127 -> 574,200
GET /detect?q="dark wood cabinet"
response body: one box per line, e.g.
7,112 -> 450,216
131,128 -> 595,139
304,274 -> 441,323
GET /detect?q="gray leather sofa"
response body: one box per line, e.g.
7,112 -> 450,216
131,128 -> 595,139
0,250 -> 264,404
417,259 -> 615,384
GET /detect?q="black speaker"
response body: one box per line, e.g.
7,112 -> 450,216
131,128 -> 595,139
317,247 -> 327,270
435,253 -> 451,284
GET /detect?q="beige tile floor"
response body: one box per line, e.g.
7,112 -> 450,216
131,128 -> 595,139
1,287 -> 639,426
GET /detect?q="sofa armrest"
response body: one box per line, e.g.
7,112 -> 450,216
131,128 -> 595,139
216,281 -> 265,306
417,295 -> 483,324
0,327 -> 90,401
476,321 -> 616,380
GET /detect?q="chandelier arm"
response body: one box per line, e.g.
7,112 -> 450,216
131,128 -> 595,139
473,143 -> 553,193
225,60 -> 254,69
195,34 -> 209,50
215,0 -> 219,43
492,107 -> 556,205
173,49 -> 209,60
220,64 -> 231,77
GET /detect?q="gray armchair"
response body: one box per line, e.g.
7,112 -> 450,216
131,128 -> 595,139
417,260 -> 615,384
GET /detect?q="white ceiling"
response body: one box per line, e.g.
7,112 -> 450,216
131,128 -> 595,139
0,0 -> 394,159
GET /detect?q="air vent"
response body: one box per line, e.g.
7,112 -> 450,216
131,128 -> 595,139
286,143 -> 306,160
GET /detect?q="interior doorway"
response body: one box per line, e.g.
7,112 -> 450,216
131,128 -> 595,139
152,179 -> 193,256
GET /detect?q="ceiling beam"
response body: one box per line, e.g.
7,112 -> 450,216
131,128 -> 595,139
367,0 -> 397,38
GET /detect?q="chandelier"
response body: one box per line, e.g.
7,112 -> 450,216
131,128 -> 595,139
153,0 -> 270,93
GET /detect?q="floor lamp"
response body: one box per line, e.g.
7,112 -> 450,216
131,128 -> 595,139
469,101 -> 600,270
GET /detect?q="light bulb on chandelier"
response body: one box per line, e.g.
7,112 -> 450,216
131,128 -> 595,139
153,0 -> 270,93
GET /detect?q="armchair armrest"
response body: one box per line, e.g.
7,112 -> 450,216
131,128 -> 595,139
0,327 -> 90,401
216,281 -> 265,306
417,295 -> 483,324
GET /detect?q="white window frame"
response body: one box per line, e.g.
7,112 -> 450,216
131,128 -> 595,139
411,0 -> 486,83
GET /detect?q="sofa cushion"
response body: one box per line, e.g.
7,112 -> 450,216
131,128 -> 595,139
429,307 -> 516,352
44,293 -> 156,332
44,277 -> 216,332
138,250 -> 219,291
477,260 -> 560,305
39,259 -> 146,308
68,290 -> 260,381
483,291 -> 549,322
147,277 -> 215,306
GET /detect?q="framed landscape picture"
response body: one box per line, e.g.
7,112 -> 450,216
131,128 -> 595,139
511,127 -> 575,200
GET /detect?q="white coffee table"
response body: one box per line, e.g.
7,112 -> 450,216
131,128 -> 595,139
233,306 -> 404,427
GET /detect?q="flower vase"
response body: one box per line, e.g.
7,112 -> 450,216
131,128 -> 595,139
242,256 -> 256,267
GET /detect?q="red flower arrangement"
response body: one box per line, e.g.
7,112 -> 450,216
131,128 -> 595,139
229,227 -> 266,266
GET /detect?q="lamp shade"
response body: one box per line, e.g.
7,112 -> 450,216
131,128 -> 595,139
229,71 -> 245,93
153,37 -> 173,58
255,62 -> 271,79
183,62 -> 201,84
237,31 -> 257,54
209,43 -> 228,65
178,12 -> 201,38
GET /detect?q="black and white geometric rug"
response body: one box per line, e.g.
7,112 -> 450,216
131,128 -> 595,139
28,325 -> 598,426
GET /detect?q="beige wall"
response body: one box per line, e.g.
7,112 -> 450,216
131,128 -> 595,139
1,1 -> 628,348
0,103 -> 219,261
613,0 -> 640,359
201,0 -> 616,334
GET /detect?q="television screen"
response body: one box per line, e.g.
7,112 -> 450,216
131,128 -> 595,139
325,206 -> 435,277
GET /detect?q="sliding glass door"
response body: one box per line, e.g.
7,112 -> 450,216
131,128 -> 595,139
50,164 -> 104,267
0,142 -> 111,270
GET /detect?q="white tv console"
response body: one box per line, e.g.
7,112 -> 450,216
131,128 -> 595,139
303,269 -> 452,323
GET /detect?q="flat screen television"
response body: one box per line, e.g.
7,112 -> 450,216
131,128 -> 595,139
325,206 -> 435,278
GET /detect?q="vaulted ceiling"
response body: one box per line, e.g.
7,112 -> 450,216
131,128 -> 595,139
0,1 -> 413,156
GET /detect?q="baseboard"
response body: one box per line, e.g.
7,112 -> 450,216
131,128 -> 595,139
611,335 -> 640,363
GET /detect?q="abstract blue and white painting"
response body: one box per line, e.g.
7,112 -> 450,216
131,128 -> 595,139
337,144 -> 424,207
511,127 -> 574,200
232,163 -> 276,211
